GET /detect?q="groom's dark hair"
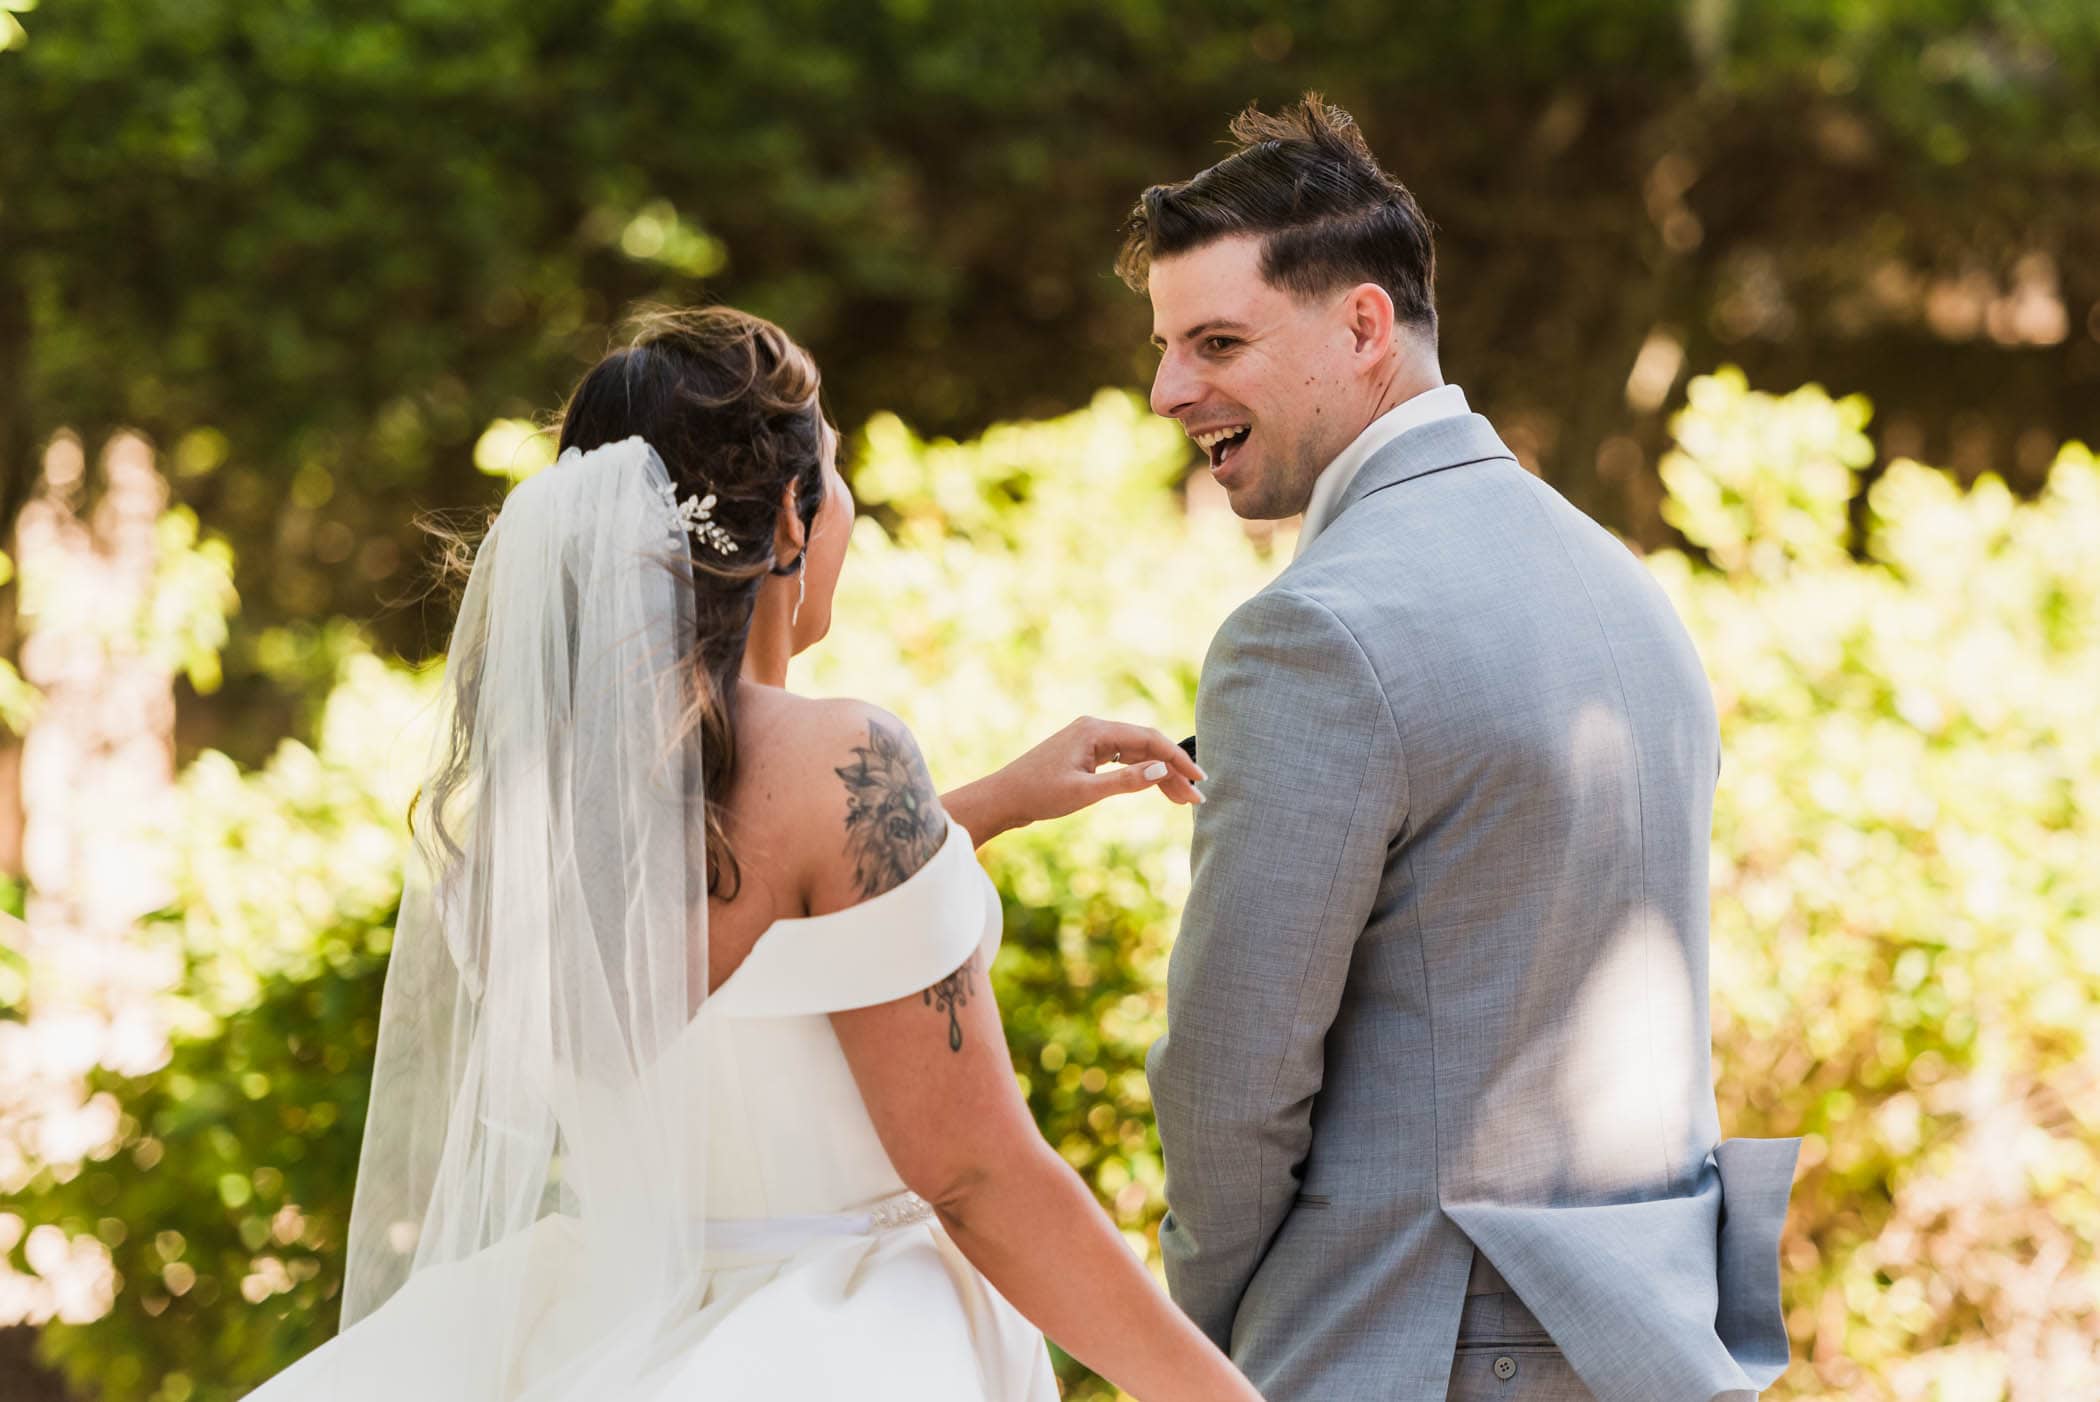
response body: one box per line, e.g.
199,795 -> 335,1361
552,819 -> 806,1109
1116,93 -> 1437,338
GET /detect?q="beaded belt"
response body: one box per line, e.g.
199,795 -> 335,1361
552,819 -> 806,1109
704,1191 -> 935,1255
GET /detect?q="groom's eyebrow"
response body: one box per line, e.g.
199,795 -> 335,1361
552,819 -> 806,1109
1150,318 -> 1253,349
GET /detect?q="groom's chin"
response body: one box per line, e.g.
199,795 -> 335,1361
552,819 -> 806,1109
1222,479 -> 1305,523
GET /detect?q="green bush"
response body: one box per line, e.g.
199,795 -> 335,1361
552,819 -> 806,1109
1661,371 -> 2099,1398
15,380 -> 2098,1400
13,656 -> 432,1401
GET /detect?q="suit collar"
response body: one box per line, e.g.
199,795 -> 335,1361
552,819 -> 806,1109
1329,413 -> 1519,524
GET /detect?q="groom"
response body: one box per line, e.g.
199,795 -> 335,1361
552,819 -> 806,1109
1129,96 -> 1799,1401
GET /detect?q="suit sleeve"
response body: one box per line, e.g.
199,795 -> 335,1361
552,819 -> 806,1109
1146,587 -> 1408,1350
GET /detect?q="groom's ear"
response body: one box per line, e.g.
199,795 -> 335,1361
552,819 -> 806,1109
1343,281 -> 1397,360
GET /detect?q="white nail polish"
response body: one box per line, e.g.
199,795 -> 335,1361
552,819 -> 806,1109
1142,761 -> 1168,781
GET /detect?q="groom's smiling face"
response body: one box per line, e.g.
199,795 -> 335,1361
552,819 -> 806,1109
1147,234 -> 1382,521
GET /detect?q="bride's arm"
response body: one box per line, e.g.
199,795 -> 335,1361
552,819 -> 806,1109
834,950 -> 1261,1402
809,713 -> 1256,1402
941,715 -> 1206,847
936,772 -> 1027,848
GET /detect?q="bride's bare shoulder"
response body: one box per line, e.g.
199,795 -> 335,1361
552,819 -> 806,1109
740,690 -> 949,917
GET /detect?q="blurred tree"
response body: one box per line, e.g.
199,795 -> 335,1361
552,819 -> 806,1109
20,938 -> 387,1400
3,0 -> 2098,741
5,649 -> 430,1401
0,431 -> 236,1401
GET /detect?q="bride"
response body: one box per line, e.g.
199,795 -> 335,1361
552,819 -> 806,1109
246,306 -> 1262,1401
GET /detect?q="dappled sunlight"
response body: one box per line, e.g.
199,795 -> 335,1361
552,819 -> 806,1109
1544,908 -> 1700,1197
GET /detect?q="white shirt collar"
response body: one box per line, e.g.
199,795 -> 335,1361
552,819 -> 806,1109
1293,383 -> 1469,557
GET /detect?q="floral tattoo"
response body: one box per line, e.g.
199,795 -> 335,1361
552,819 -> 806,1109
835,717 -> 948,900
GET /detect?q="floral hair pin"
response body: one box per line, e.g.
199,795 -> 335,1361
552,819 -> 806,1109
657,481 -> 739,555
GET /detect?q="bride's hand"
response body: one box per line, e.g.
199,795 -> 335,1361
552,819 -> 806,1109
1022,715 -> 1208,821
943,717 -> 1207,845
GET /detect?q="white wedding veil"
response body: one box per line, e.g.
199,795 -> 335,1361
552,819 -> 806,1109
343,436 -> 710,1395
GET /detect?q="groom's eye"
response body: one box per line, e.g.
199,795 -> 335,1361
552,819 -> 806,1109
1203,336 -> 1238,354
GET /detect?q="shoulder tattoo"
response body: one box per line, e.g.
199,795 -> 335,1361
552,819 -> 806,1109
834,716 -> 948,900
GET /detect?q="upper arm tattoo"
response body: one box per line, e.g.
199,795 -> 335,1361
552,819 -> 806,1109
834,716 -> 948,899
924,955 -> 974,1053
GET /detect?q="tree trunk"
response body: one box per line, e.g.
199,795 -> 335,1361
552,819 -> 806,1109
0,1324 -> 77,1402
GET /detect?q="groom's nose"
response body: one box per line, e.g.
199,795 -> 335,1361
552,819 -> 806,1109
1150,351 -> 1201,421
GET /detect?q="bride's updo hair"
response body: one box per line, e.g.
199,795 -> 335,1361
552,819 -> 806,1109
556,305 -> 829,899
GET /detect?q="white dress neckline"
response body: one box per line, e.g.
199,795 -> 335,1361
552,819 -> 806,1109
739,820 -> 970,935
700,822 -> 987,1020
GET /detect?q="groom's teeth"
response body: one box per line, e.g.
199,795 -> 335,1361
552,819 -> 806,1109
1191,426 -> 1249,448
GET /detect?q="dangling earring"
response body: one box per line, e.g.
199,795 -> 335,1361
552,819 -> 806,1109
772,545 -> 810,629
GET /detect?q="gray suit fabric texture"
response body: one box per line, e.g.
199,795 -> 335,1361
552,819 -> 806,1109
1448,1286 -> 1593,1401
1147,414 -> 1800,1401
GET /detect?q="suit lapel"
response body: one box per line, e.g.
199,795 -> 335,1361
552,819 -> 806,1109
1329,413 -> 1520,525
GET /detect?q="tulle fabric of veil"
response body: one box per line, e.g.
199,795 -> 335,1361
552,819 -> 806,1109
343,437 -> 711,1397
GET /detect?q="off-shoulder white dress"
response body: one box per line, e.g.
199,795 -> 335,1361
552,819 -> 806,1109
253,824 -> 1058,1400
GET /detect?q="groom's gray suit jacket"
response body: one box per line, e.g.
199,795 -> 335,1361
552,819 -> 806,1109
1148,414 -> 1798,1401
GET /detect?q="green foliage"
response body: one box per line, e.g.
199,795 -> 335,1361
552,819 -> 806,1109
143,509 -> 240,695
0,665 -> 35,736
27,942 -> 386,1401
11,506 -> 237,702
146,652 -> 433,1022
7,0 -> 2100,667
14,382 -> 2099,1399
15,653 -> 434,1401
0,0 -> 30,55
1660,368 -> 1873,577
0,548 -> 41,734
1658,373 -> 2100,1396
0,875 -> 26,1019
